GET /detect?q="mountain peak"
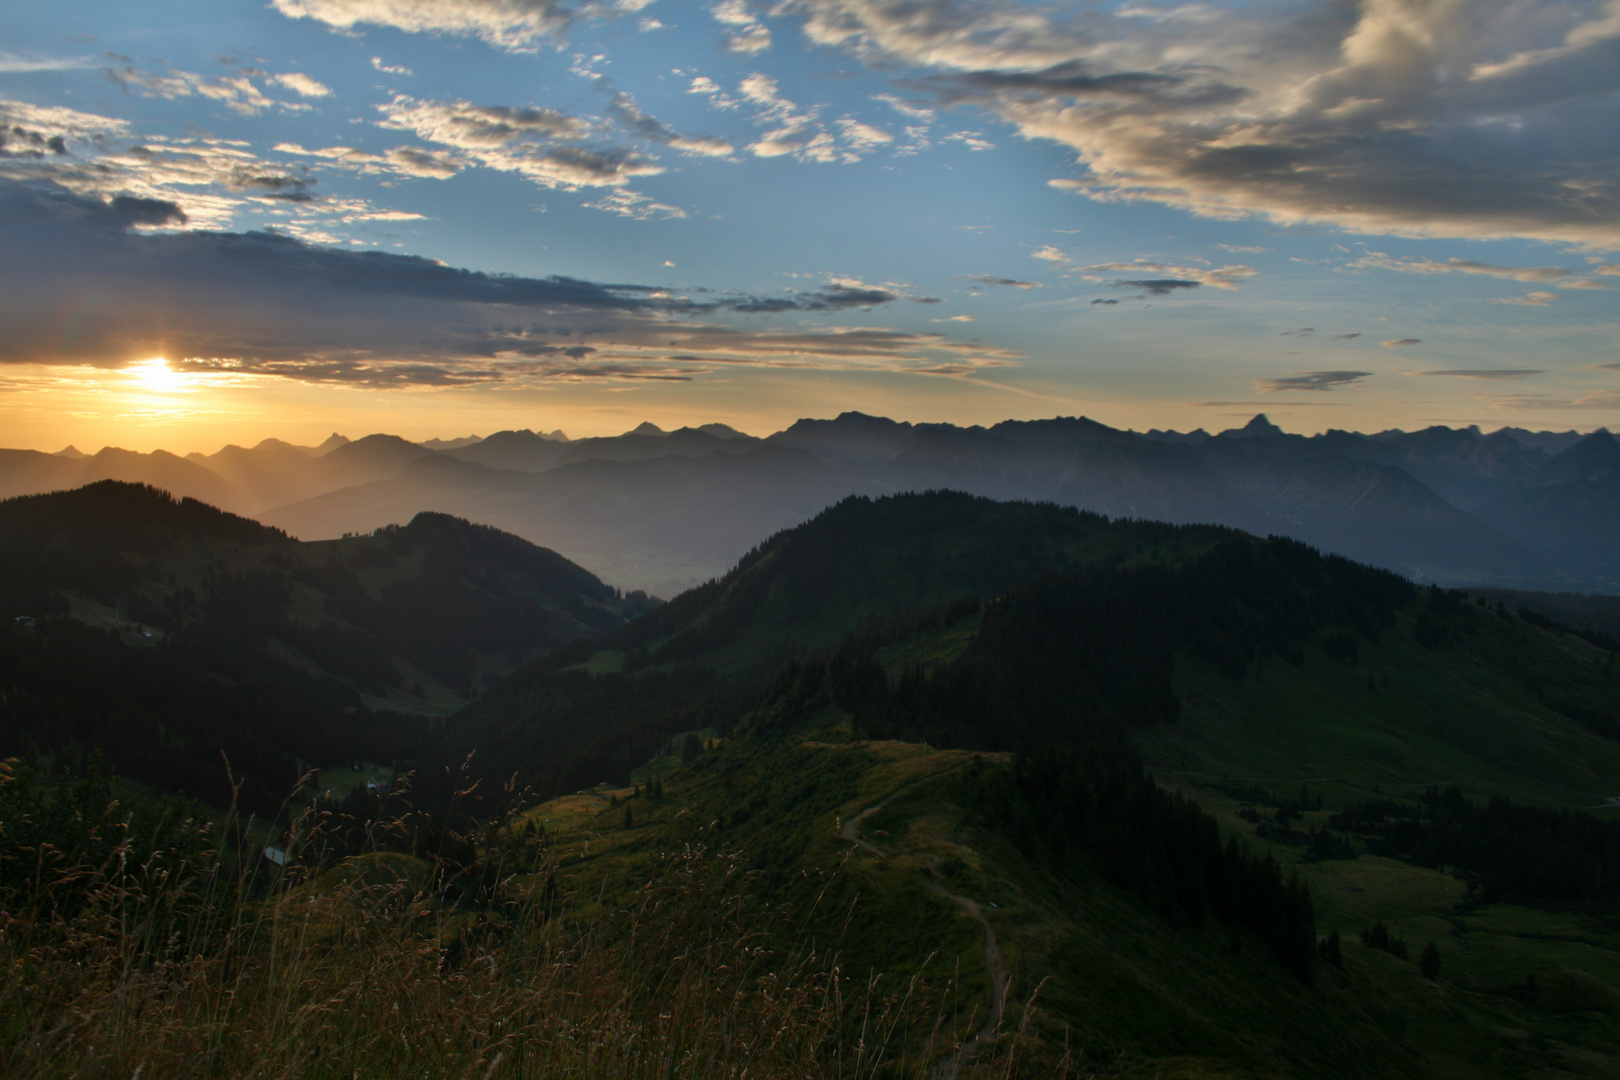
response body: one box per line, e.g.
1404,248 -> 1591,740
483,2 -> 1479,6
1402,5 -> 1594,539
1219,414 -> 1285,440
1246,413 -> 1283,433
629,422 -> 667,437
421,434 -> 485,451
312,433 -> 350,455
696,423 -> 750,440
54,445 -> 85,459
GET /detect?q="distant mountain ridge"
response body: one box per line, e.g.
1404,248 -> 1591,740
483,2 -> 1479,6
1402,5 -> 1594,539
3,414 -> 1612,594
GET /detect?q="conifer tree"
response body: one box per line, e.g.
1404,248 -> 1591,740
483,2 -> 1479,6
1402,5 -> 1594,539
1319,929 -> 1343,968
1420,942 -> 1442,980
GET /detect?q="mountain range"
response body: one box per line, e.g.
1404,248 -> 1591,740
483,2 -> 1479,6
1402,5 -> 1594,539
3,413 -> 1614,596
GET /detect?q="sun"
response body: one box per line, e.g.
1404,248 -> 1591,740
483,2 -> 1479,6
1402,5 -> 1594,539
127,357 -> 185,393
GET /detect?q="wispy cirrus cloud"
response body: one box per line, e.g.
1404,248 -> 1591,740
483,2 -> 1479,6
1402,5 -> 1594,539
0,50 -> 97,73
606,92 -> 734,157
103,64 -> 320,115
1416,369 -> 1544,380
1349,254 -> 1606,290
961,274 -> 1041,289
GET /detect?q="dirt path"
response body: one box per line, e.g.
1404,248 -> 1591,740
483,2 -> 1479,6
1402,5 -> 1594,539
925,860 -> 1009,1080
839,803 -> 887,856
840,795 -> 1007,1079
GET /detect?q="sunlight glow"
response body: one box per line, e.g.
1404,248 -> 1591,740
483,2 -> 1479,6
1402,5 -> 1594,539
127,357 -> 186,394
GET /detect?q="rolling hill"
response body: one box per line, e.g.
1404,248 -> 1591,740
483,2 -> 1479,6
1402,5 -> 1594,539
0,480 -> 653,809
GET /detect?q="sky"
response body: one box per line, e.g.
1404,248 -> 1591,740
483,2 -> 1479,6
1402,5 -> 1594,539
1,0 -> 1617,452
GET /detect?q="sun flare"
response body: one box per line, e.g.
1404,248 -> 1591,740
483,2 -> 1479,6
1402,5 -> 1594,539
127,357 -> 185,394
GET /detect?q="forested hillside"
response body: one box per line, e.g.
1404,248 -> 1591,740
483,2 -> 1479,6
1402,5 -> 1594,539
0,481 -> 652,809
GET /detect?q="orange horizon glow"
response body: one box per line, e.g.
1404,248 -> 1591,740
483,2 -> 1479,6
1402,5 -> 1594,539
0,359 -> 1608,458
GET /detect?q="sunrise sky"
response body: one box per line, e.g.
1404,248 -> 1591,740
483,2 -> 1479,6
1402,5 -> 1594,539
1,0 -> 1617,452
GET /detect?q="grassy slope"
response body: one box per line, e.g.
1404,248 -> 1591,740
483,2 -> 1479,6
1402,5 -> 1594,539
508,588 -> 1620,1078
515,719 -> 1620,1079
1139,609 -> 1620,807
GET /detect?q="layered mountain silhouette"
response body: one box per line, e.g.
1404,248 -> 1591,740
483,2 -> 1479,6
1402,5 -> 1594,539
3,414 -> 1612,594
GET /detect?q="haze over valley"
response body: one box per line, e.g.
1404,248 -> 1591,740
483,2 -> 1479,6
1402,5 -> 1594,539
7,411 -> 1616,597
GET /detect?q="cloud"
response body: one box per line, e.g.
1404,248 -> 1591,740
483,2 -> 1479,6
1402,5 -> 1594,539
1475,390 -> 1620,412
580,188 -> 686,219
711,0 -> 772,55
873,93 -> 933,121
1031,245 -> 1069,266
1117,278 -> 1199,295
1492,291 -> 1559,307
372,56 -> 414,75
727,277 -> 934,312
1331,333 -> 1361,339
944,131 -> 994,151
0,51 -> 96,73
109,195 -> 188,227
0,102 -> 403,229
1349,254 -> 1607,290
837,118 -> 893,152
1255,370 -> 1372,392
0,126 -> 69,158
784,0 -> 1620,245
273,72 -> 332,98
378,96 -> 664,188
277,141 -> 468,180
732,73 -> 885,163
1076,259 -> 1256,291
1090,298 -> 1120,305
104,65 -> 310,115
962,274 -> 1040,289
272,0 -> 586,52
1380,338 -> 1422,348
0,100 -> 126,156
0,179 -> 1013,388
1416,369 -> 1544,380
607,93 -> 734,157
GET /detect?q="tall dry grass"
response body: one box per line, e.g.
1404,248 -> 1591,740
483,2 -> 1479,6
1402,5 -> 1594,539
0,760 -> 1002,1080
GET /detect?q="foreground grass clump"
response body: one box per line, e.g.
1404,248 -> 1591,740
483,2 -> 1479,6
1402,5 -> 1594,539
0,760 -> 980,1080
